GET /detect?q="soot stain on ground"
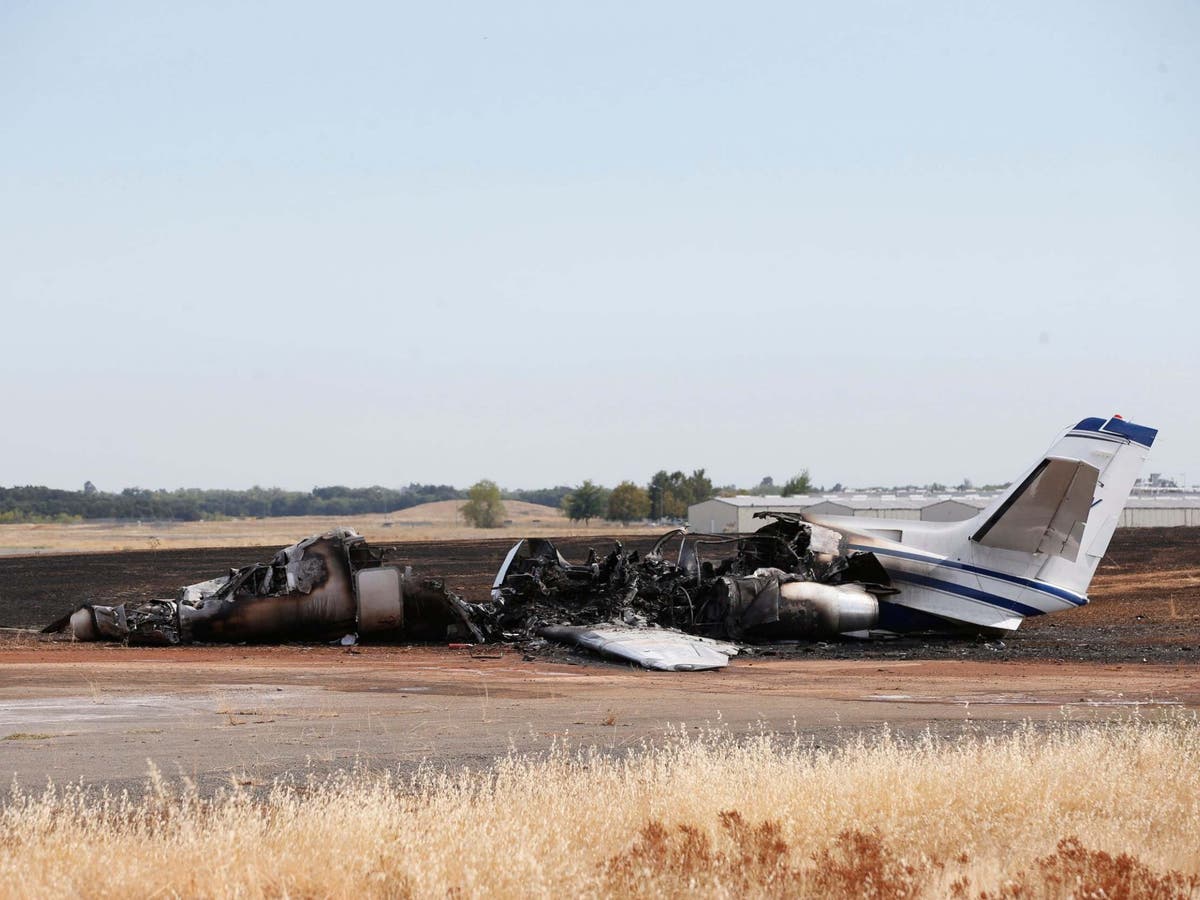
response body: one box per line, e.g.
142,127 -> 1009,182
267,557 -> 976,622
1,528 -> 1197,664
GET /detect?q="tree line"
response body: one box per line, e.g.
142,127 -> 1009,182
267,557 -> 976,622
459,469 -> 727,528
1,466 -> 825,526
4,465 -> 1005,528
562,468 -> 815,524
0,478 -> 708,525
0,483 -> 467,523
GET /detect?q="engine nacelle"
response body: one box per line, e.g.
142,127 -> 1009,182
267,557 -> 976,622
735,579 -> 879,640
779,581 -> 879,635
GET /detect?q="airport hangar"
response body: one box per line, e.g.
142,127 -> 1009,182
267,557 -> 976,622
687,493 -> 1200,533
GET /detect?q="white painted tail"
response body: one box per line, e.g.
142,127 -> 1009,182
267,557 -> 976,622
967,416 -> 1156,596
800,415 -> 1157,632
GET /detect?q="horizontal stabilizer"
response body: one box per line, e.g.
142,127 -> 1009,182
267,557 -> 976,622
971,457 -> 1099,561
539,625 -> 739,671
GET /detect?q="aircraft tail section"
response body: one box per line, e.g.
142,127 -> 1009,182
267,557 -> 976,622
796,415 -> 1156,633
970,416 -> 1156,596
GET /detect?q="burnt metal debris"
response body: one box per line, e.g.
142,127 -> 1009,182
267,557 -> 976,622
484,512 -> 897,643
45,528 -> 484,646
47,514 -> 897,665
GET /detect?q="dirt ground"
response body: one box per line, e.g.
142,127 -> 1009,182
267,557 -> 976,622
0,533 -> 539,630
0,503 -> 637,555
2,527 -> 1198,663
1,646 -> 1195,796
0,528 -> 1197,793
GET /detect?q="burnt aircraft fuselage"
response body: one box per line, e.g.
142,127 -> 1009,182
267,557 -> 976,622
49,517 -> 916,652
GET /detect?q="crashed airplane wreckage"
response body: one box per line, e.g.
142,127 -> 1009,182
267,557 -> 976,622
46,516 -> 897,671
47,414 -> 1160,671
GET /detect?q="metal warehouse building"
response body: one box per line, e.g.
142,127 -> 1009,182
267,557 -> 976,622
688,492 -> 1199,533
1121,497 -> 1200,527
688,494 -> 992,533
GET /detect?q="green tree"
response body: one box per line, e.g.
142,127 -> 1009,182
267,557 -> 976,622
606,481 -> 651,522
562,480 -> 609,525
647,468 -> 713,519
752,476 -> 775,495
646,470 -> 685,519
460,479 -> 507,528
781,469 -> 813,497
683,468 -> 714,505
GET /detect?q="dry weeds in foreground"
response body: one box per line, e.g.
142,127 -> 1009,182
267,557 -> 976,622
1,718 -> 1198,898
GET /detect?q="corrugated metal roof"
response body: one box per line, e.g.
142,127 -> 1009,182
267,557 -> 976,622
700,492 -> 1200,512
1125,497 -> 1200,508
708,495 -> 970,511
924,497 -> 992,509
704,495 -> 816,508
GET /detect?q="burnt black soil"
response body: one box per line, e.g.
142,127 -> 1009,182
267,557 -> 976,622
2,529 -> 1197,665
0,535 -> 664,631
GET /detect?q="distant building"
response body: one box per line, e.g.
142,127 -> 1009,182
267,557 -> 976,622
1120,497 -> 1200,527
689,495 -> 814,534
919,497 -> 990,522
688,491 -> 1197,532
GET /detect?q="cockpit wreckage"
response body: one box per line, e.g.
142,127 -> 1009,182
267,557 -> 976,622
46,515 -> 898,671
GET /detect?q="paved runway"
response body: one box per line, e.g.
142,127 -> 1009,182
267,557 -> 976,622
2,644 -> 1195,794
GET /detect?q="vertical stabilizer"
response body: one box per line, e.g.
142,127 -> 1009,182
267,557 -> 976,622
970,416 -> 1156,595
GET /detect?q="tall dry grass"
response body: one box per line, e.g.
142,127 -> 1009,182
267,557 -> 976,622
1,717 -> 1198,898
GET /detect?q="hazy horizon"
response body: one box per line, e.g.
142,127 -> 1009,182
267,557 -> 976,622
4,2 -> 1197,493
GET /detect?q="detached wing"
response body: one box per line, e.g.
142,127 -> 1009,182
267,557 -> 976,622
540,625 -> 739,671
971,457 -> 1100,562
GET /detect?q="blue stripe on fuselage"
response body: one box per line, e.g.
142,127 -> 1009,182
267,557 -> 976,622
847,544 -> 1087,607
887,570 -> 1047,618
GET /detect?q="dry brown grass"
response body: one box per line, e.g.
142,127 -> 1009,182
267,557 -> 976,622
0,500 -> 649,554
1,717 -> 1197,899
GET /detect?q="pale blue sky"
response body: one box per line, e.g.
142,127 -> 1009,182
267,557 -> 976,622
2,1 -> 1197,491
